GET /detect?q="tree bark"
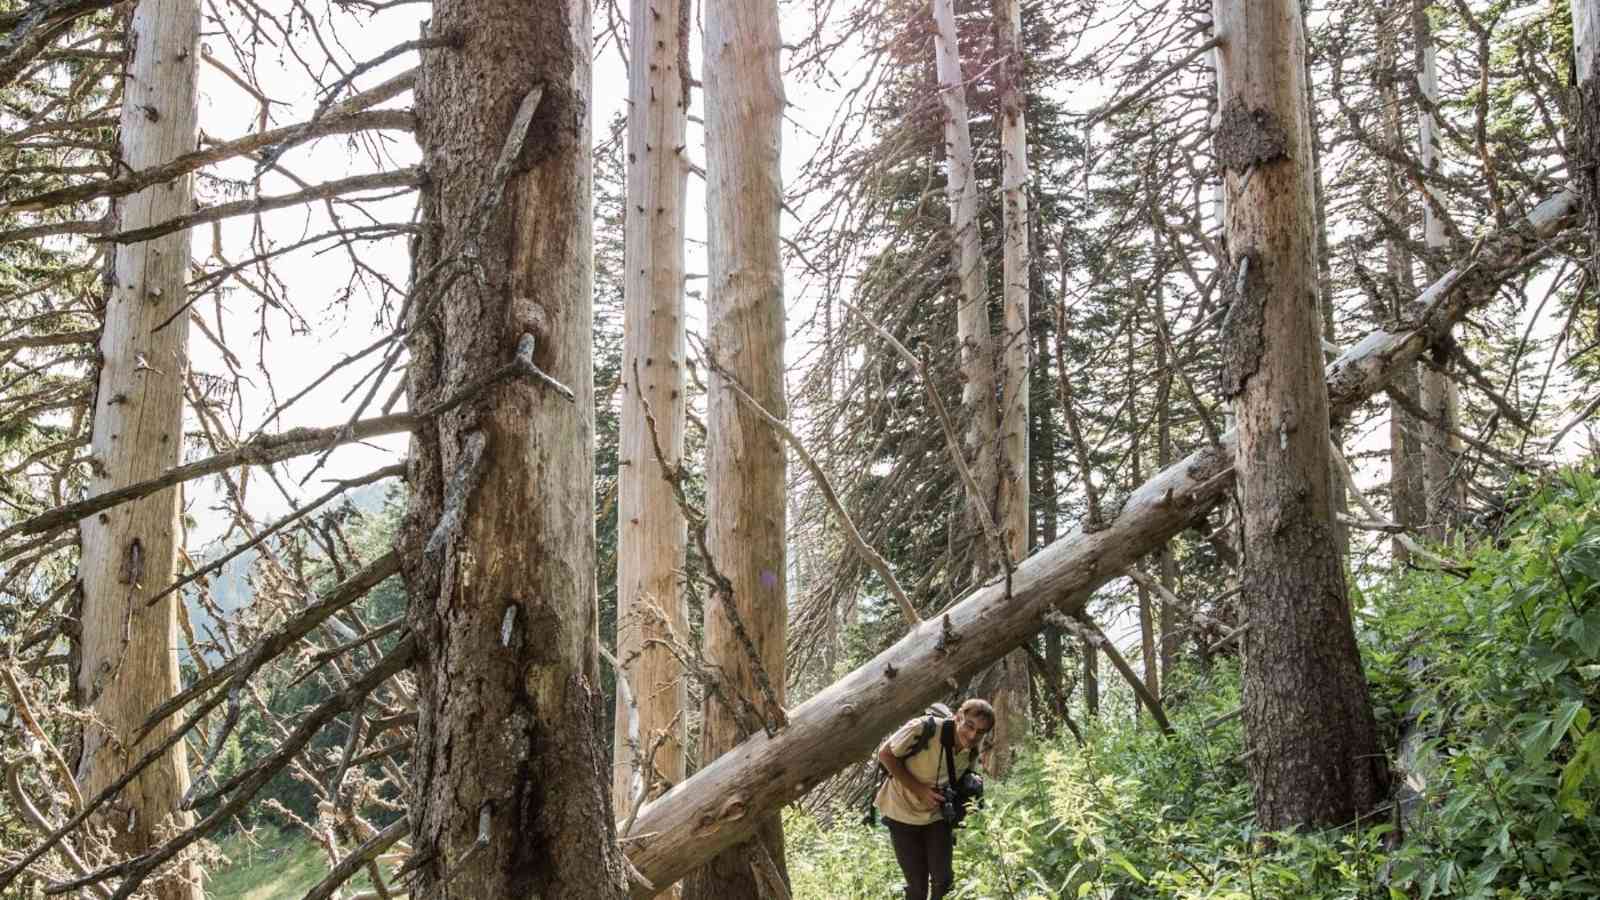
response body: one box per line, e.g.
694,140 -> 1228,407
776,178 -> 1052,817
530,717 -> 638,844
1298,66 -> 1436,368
401,1 -> 625,897
932,0 -> 999,568
988,0 -> 1032,774
1376,4 -> 1427,566
73,0 -> 203,895
1574,1 -> 1599,292
1413,0 -> 1464,543
614,0 -> 690,836
682,0 -> 788,896
1213,0 -> 1388,829
617,187 -> 1575,894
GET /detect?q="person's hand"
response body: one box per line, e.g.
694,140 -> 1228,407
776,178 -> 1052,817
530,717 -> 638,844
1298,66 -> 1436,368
915,784 -> 943,811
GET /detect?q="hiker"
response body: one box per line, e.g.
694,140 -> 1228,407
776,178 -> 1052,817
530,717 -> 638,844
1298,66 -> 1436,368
872,698 -> 995,900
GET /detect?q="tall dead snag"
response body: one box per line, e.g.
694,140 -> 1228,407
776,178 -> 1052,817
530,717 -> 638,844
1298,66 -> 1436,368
933,0 -> 999,558
614,0 -> 690,830
1375,2 -> 1426,565
73,0 -> 204,895
1573,1 -> 1599,298
401,0 -> 625,896
1414,0 -> 1464,542
988,0 -> 1031,773
620,189 -> 1575,894
1213,0 -> 1388,828
682,0 -> 788,895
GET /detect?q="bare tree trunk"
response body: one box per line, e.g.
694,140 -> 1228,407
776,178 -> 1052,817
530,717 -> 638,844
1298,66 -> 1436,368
988,0 -> 1031,774
1376,5 -> 1427,565
1412,0 -> 1464,544
617,186 -> 1575,894
682,0 -> 788,896
1305,40 -> 1348,559
73,1 -> 203,894
1213,0 -> 1388,829
1578,1 -> 1600,283
401,2 -> 625,896
1154,307 -> 1178,684
933,0 -> 999,554
614,0 -> 690,836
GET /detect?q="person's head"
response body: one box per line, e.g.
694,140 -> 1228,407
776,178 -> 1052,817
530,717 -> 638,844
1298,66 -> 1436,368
953,698 -> 995,751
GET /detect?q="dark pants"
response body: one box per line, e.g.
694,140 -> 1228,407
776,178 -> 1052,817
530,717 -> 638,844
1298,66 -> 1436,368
884,817 -> 954,900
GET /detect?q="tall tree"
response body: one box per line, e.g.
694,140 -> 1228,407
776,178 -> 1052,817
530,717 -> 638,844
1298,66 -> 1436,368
73,0 -> 203,894
1413,0 -> 1463,542
401,0 -> 625,895
989,0 -> 1032,771
683,0 -> 789,894
1212,0 -> 1388,829
613,0 -> 690,829
1572,1 -> 1598,307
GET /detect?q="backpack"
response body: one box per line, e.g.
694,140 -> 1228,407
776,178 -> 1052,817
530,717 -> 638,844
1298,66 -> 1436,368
859,702 -> 953,827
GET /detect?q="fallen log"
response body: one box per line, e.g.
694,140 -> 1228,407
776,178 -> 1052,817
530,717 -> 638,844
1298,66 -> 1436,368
621,189 -> 1576,896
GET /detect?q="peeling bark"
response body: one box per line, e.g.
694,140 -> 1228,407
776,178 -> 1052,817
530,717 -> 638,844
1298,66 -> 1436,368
400,0 -> 625,896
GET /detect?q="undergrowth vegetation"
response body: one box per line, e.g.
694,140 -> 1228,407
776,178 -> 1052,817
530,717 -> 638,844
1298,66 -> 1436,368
788,467 -> 1600,899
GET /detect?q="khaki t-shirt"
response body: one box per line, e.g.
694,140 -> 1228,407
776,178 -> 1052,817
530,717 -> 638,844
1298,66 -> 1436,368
873,716 -> 977,826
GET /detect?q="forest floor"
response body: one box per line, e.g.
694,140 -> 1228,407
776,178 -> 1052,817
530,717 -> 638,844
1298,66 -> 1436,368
207,827 -> 385,899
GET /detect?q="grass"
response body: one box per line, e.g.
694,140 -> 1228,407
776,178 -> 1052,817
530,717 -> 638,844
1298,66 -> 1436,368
206,827 -> 385,899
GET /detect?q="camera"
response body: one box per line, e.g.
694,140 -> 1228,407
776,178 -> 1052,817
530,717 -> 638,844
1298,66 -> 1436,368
938,771 -> 985,826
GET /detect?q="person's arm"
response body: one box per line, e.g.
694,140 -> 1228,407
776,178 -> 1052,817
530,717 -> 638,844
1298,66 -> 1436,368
878,743 -> 942,811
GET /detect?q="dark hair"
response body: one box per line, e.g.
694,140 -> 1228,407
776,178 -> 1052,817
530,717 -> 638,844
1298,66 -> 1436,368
958,698 -> 996,729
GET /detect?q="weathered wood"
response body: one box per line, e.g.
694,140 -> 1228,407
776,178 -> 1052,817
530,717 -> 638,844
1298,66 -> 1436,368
613,0 -> 690,835
683,0 -> 788,895
1573,0 -> 1599,297
621,187 -> 1577,896
400,0 -> 624,896
989,0 -> 1033,774
73,0 -> 203,894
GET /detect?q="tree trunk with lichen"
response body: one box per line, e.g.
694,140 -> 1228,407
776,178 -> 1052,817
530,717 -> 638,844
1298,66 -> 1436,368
1212,0 -> 1388,830
73,1 -> 203,895
613,0 -> 690,843
400,1 -> 625,897
680,0 -> 789,896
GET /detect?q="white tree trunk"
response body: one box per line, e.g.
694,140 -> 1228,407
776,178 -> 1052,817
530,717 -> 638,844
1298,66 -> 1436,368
932,0 -> 998,541
614,0 -> 690,833
1572,1 -> 1599,324
74,1 -> 202,895
989,0 -> 1032,774
1414,0 -> 1464,542
684,0 -> 788,895
619,188 -> 1576,895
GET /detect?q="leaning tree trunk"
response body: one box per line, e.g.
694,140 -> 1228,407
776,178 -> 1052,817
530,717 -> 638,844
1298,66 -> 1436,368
988,0 -> 1032,774
681,0 -> 788,896
616,183 -> 1575,898
1414,0 -> 1464,543
400,1 -> 625,897
1213,0 -> 1388,829
613,0 -> 690,836
73,1 -> 203,895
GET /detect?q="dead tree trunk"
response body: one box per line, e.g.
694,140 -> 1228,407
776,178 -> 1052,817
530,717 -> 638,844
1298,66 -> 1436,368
1574,2 -> 1598,286
1414,0 -> 1464,542
73,0 -> 203,894
682,0 -> 788,896
400,1 -> 625,896
1213,0 -> 1388,829
618,187 -> 1575,894
989,0 -> 1032,773
614,0 -> 690,832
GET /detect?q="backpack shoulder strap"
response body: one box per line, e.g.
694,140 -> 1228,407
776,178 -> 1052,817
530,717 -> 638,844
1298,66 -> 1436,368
901,714 -> 939,759
941,720 -> 959,786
